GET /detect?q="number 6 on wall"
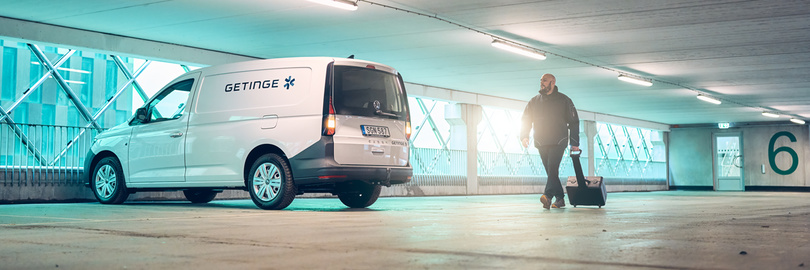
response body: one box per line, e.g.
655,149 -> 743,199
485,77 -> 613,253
768,131 -> 799,175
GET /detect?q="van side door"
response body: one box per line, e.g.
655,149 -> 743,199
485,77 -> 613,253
128,77 -> 197,183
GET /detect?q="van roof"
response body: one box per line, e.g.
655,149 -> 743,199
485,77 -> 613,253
194,57 -> 398,76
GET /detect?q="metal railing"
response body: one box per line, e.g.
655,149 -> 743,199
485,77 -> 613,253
1,123 -> 103,186
0,123 -> 667,188
410,148 -> 466,175
478,151 -> 545,176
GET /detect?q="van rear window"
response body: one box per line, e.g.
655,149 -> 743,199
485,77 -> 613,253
333,66 -> 407,121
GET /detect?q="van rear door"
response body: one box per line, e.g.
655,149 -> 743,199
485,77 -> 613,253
331,65 -> 410,166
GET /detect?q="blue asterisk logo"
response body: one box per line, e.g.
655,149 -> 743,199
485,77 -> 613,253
284,76 -> 295,90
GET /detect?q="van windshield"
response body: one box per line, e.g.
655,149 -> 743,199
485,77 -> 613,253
333,65 -> 408,121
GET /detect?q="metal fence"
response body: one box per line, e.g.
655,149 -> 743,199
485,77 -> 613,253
0,123 -> 103,186
0,123 -> 667,188
410,148 -> 466,175
478,151 -> 545,176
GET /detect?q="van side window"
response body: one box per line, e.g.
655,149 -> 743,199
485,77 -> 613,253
146,79 -> 193,123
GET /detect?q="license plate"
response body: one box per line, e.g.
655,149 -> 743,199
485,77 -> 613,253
361,125 -> 390,137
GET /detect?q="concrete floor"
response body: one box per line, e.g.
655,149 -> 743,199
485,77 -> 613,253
0,191 -> 808,269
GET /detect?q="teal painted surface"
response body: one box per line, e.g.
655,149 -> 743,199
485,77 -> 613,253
669,128 -> 713,186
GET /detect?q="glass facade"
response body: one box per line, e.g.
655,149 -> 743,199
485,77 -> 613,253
594,123 -> 666,181
406,98 -> 668,185
0,38 -> 199,175
2,46 -> 17,101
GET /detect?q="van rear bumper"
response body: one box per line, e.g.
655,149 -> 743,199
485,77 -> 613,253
289,137 -> 412,186
295,165 -> 412,186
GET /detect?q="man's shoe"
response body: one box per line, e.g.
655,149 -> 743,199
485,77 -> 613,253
540,195 -> 551,209
552,198 -> 566,208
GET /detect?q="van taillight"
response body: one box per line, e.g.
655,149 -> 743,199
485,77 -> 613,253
323,61 -> 336,136
324,95 -> 337,136
405,111 -> 411,140
325,114 -> 336,136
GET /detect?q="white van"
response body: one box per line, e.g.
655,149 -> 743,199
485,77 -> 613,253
84,57 -> 412,210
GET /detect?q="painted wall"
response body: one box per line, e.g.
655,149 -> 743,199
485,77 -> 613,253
669,128 -> 714,186
670,124 -> 809,188
744,125 -> 809,187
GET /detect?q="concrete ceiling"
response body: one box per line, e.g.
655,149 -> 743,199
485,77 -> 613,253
1,0 -> 809,125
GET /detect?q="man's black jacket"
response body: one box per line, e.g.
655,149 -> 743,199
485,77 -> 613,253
520,90 -> 580,147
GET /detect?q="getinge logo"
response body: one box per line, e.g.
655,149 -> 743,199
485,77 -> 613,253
224,75 -> 296,92
284,76 -> 295,90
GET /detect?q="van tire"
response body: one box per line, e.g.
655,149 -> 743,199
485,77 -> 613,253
91,157 -> 129,204
338,183 -> 381,208
183,189 -> 218,203
247,153 -> 296,210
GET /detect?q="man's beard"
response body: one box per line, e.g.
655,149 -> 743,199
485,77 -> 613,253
541,85 -> 553,95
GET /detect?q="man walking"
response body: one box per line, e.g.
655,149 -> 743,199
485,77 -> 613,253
520,73 -> 580,209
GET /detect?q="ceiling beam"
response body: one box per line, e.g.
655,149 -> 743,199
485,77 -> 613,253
0,16 -> 257,66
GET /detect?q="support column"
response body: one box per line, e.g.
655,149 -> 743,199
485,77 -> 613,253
445,103 -> 482,194
584,120 -> 598,176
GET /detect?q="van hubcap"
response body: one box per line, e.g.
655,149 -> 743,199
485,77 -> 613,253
252,163 -> 281,202
94,164 -> 116,199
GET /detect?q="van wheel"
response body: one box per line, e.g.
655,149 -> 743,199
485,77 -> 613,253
248,153 -> 296,210
338,183 -> 381,208
91,157 -> 129,204
183,189 -> 218,203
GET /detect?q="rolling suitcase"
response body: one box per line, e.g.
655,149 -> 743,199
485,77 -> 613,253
566,151 -> 607,208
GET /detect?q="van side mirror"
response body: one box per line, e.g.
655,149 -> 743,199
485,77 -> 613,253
135,107 -> 149,123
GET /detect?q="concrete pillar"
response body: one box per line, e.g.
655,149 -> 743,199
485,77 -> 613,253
445,105 -> 466,151
445,103 -> 482,194
583,120 -> 598,176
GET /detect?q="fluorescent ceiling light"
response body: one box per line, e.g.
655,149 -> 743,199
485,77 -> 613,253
762,111 -> 780,118
696,94 -> 721,105
64,80 -> 86,85
491,40 -> 546,60
617,74 -> 653,87
790,118 -> 806,124
308,0 -> 358,11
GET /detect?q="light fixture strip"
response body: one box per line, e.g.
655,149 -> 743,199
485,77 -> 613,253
697,94 -> 721,105
491,40 -> 547,60
762,111 -> 780,118
790,118 -> 806,125
64,79 -> 86,85
617,74 -> 653,87
308,0 -> 358,11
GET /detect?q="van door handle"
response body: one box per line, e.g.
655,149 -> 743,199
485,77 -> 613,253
170,132 -> 184,138
371,147 -> 384,154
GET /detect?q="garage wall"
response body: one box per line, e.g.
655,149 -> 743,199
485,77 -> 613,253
669,123 -> 810,189
744,125 -> 809,187
669,128 -> 714,187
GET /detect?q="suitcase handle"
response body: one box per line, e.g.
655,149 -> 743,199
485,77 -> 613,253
569,150 -> 590,187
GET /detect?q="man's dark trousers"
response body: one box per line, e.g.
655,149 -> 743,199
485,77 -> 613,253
539,144 -> 567,200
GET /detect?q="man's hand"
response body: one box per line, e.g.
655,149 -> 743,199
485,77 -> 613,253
521,138 -> 530,148
571,146 -> 580,152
